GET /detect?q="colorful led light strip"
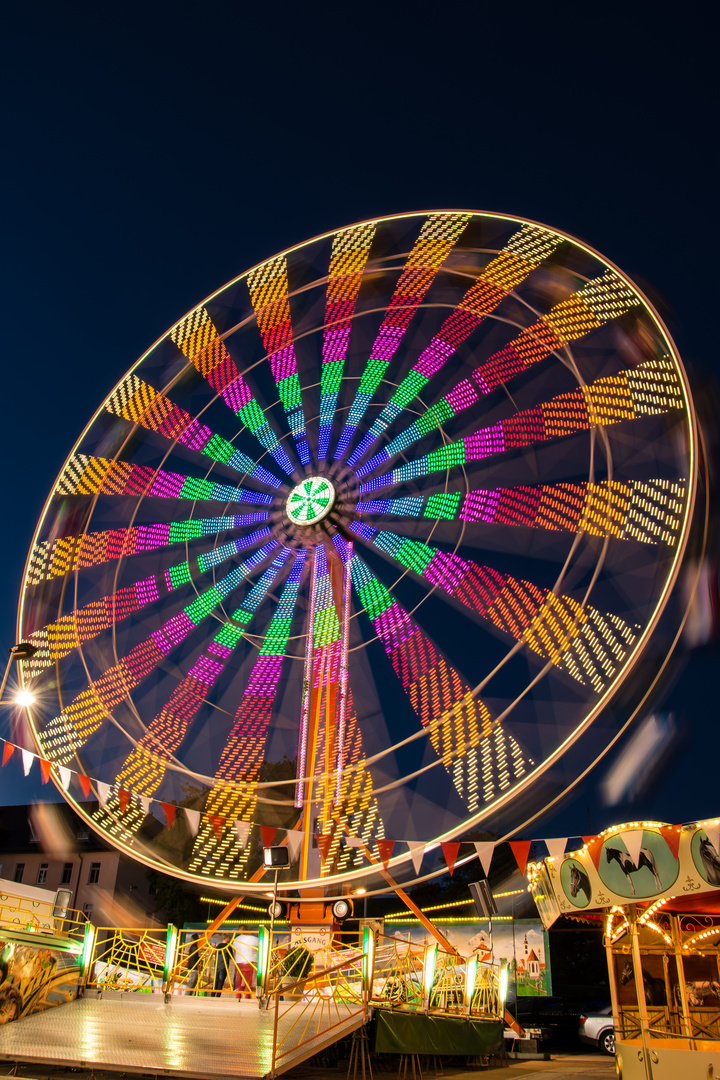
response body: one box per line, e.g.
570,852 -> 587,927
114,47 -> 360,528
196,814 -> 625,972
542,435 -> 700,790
25,526 -> 273,674
27,512 -> 269,586
53,454 -> 272,505
358,357 -> 684,493
170,307 -> 296,478
347,224 -> 563,467
246,256 -> 310,465
357,268 -> 641,477
357,478 -> 687,546
350,556 -> 526,811
350,525 -> 638,693
106,374 -> 282,488
37,539 -> 279,765
318,222 -> 376,459
99,547 -> 295,840
333,213 -> 471,460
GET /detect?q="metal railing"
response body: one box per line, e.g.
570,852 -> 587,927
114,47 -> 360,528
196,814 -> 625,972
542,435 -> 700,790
169,927 -> 259,998
0,886 -> 87,943
86,926 -> 168,992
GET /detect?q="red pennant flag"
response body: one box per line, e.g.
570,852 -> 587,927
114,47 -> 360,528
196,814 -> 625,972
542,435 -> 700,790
584,835 -> 604,871
661,825 -> 681,862
79,774 -> 92,798
510,840 -> 532,877
316,833 -> 333,863
441,841 -> 461,876
377,839 -> 395,869
209,815 -> 225,840
39,759 -> 52,784
2,742 -> 14,767
260,825 -> 277,849
118,788 -> 130,813
161,802 -> 176,828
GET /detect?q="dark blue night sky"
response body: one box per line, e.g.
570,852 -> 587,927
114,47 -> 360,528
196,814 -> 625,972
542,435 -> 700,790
1,3 -> 717,842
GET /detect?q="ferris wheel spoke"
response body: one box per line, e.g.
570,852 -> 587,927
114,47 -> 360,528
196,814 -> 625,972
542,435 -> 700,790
357,477 -> 688,547
357,268 -> 641,477
246,256 -> 313,466
105,374 -> 284,489
36,538 -> 280,765
351,523 -> 640,693
347,224 -> 563,468
170,307 -> 297,478
350,554 -> 529,813
92,547 -> 298,843
358,356 -> 685,495
27,511 -> 270,587
332,213 -> 472,461
317,222 -> 376,460
24,524 -> 275,674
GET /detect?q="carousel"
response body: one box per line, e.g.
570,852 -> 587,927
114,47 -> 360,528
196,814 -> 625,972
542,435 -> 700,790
529,819 -> 720,1079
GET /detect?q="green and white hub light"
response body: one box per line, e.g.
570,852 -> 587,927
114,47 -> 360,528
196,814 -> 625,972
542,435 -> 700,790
286,476 -> 336,526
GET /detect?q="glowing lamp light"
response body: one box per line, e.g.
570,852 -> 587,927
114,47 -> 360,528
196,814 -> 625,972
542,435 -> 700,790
14,690 -> 35,707
498,963 -> 509,1004
423,943 -> 438,1005
354,887 -> 367,895
465,954 -> 478,1008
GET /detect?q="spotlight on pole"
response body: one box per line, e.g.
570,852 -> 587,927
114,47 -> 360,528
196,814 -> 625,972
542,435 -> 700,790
469,880 -> 498,919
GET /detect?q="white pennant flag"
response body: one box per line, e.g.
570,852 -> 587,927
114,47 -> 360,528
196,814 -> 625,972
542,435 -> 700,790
138,795 -> 151,817
545,838 -> 568,864
96,782 -> 111,806
622,829 -> 644,869
474,842 -> 495,877
345,835 -> 363,849
58,766 -> 72,791
184,808 -> 200,836
21,749 -> 34,776
407,841 -> 425,876
286,830 -> 304,864
234,821 -> 251,848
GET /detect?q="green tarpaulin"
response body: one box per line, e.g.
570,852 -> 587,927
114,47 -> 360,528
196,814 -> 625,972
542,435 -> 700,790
374,1010 -> 503,1056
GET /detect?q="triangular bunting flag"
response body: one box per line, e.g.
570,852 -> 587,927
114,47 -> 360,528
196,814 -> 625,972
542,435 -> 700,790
185,809 -> 200,836
407,841 -> 425,876
118,788 -> 130,813
316,833 -> 333,863
622,829 -> 644,869
286,830 -> 303,863
234,820 -> 250,847
78,774 -> 92,798
584,835 -> 604,871
39,759 -> 52,784
545,838 -> 568,864
377,839 -> 395,869
661,825 -> 681,862
96,782 -> 110,806
209,815 -> 225,840
138,795 -> 151,817
474,842 -> 495,877
161,802 -> 177,828
441,841 -> 461,876
345,835 -> 363,849
510,840 -> 532,877
21,749 -> 34,776
2,742 -> 14,767
58,766 -> 72,791
260,825 -> 277,849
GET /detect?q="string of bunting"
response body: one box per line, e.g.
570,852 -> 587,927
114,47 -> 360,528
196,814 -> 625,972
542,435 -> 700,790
0,737 -> 688,877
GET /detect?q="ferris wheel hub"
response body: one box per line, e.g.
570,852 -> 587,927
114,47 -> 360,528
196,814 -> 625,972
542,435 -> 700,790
286,475 -> 336,526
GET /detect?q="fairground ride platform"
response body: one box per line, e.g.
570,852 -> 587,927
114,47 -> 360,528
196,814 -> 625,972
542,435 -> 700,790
0,993 -> 365,1080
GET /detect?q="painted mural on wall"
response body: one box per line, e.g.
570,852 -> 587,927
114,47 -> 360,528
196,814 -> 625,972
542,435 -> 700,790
0,938 -> 80,1024
389,919 -> 551,997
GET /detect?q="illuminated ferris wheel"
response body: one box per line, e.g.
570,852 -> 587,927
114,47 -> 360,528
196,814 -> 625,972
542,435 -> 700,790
18,211 -> 697,894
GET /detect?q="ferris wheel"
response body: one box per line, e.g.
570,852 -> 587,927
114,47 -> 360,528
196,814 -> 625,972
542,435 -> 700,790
18,211 -> 697,895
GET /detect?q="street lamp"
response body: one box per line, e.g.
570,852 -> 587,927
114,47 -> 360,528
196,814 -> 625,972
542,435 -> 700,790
0,643 -> 38,705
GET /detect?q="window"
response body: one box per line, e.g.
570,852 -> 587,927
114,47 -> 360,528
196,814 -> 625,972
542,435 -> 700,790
83,903 -> 93,918
61,863 -> 73,884
36,863 -> 49,885
28,819 -> 39,843
88,862 -> 101,885
77,827 -> 89,842
13,864 -> 24,883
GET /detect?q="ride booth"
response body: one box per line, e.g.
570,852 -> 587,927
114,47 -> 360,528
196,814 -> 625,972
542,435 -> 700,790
529,819 -> 720,1079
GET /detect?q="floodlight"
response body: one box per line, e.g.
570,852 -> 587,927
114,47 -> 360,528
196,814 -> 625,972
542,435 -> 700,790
263,845 -> 289,868
469,879 -> 498,918
14,690 -> 35,707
